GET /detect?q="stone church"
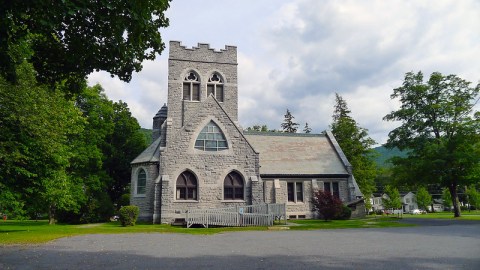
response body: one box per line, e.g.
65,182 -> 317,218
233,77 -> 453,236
130,41 -> 363,223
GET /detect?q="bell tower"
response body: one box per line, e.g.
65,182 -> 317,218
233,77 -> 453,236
166,41 -> 238,130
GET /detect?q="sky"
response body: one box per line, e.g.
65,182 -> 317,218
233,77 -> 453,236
88,0 -> 480,146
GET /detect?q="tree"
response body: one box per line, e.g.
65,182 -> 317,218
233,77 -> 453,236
442,188 -> 453,209
330,93 -> 377,202
246,124 -> 270,132
105,101 -> 147,205
384,71 -> 480,217
312,190 -> 343,221
303,122 -> 312,133
0,0 -> 171,91
416,186 -> 432,211
466,185 -> 480,210
383,185 -> 402,211
0,62 -> 85,224
281,109 -> 299,133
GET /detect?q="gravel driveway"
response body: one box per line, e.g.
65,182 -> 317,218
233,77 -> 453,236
1,219 -> 479,270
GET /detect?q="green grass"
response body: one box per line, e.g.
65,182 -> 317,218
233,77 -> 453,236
0,217 -> 412,245
0,220 -> 268,245
288,217 -> 412,230
401,210 -> 480,220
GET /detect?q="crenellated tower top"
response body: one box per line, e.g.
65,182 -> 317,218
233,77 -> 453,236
169,41 -> 237,65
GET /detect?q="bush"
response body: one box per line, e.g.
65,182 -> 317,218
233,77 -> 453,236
117,194 -> 130,210
312,190 -> 343,221
119,205 -> 139,226
336,205 -> 352,220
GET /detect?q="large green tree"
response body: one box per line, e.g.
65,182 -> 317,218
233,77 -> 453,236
384,71 -> 480,217
1,62 -> 146,223
105,101 -> 147,205
0,0 -> 170,91
0,62 -> 85,223
330,93 -> 377,204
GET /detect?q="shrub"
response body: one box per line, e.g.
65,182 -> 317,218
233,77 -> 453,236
119,205 -> 139,226
336,205 -> 352,220
118,194 -> 130,210
312,190 -> 343,221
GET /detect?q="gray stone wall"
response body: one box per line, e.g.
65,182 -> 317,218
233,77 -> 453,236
263,178 -> 350,219
130,163 -> 159,222
159,97 -> 260,223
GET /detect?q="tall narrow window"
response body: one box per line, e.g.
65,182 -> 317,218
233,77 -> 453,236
288,182 -> 303,203
207,73 -> 224,102
324,182 -> 340,199
176,171 -> 198,200
195,121 -> 228,151
183,71 -> 200,101
224,171 -> 244,200
137,169 -> 146,195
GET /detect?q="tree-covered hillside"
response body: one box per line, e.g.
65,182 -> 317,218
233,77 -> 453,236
140,128 -> 153,145
372,146 -> 406,168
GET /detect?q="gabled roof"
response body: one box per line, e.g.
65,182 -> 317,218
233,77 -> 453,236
244,132 -> 349,176
131,137 -> 161,164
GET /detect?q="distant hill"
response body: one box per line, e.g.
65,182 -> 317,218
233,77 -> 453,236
139,128 -> 153,145
372,146 -> 407,168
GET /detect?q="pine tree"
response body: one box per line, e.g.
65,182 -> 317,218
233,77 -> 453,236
330,93 -> 377,201
281,109 -> 299,133
303,122 -> 312,133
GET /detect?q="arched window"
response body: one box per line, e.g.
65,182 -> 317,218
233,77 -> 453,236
207,73 -> 224,102
224,171 -> 244,200
137,169 -> 146,195
183,71 -> 200,101
176,171 -> 198,200
195,121 -> 228,151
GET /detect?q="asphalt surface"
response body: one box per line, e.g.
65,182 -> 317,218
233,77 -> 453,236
1,219 -> 479,270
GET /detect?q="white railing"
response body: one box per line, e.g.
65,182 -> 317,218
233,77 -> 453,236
185,203 -> 286,228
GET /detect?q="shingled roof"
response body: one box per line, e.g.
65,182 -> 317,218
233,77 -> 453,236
131,137 -> 161,164
244,132 -> 349,177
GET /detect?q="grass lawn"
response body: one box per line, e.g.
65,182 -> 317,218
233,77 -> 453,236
0,220 -> 268,245
0,217 -> 410,245
401,210 -> 480,220
287,216 -> 412,230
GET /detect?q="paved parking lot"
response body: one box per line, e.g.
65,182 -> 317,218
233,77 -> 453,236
1,219 -> 479,269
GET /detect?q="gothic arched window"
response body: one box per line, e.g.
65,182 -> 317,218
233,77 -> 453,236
136,169 -> 146,195
176,171 -> 198,200
183,71 -> 200,101
194,121 -> 228,151
207,73 -> 224,102
224,171 -> 244,200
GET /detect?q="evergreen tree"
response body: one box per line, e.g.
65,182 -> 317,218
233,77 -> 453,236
303,122 -> 312,133
330,93 -> 377,202
281,109 -> 299,133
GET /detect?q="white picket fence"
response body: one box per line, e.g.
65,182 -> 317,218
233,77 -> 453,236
185,203 -> 286,228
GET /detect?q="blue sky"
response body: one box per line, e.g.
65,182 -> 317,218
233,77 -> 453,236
88,0 -> 480,145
